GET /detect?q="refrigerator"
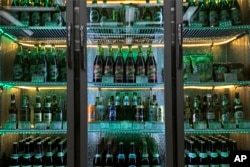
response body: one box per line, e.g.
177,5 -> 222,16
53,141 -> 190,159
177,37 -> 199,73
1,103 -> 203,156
0,0 -> 183,167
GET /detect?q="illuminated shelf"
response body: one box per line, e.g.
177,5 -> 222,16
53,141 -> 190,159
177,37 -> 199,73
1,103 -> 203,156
88,121 -> 165,134
2,6 -> 60,12
0,129 -> 67,135
185,129 -> 250,135
184,81 -> 250,89
88,82 -> 164,89
0,81 -> 67,89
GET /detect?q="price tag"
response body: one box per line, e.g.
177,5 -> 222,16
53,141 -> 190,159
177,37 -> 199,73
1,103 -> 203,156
223,122 -> 236,129
34,122 -> 47,130
120,121 -> 132,129
3,121 -> 17,130
145,121 -> 152,129
189,21 -> 203,28
102,76 -> 114,83
50,121 -> 62,130
88,122 -> 100,131
109,122 -> 120,130
31,74 -> 45,82
100,122 -> 109,129
18,121 -> 31,129
193,121 -> 207,129
219,21 -> 232,27
151,122 -> 164,130
132,122 -> 144,130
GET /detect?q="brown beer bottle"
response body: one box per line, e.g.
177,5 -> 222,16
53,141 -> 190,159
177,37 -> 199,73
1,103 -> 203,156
125,46 -> 135,83
114,45 -> 125,83
146,45 -> 157,83
93,44 -> 103,82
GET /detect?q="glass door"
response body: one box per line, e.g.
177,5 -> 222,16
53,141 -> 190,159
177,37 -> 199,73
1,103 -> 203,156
80,0 -> 184,166
0,0 -> 69,166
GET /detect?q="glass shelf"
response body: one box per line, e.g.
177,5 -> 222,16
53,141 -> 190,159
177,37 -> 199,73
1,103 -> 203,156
184,81 -> 250,88
0,129 -> 67,135
88,82 -> 164,89
88,121 -> 165,134
0,81 -> 67,89
185,129 -> 250,135
2,6 -> 60,12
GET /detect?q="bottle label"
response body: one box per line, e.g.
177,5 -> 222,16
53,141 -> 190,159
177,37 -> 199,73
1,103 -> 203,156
30,64 -> 37,75
57,152 -> 65,157
220,164 -> 230,167
90,9 -> 100,22
199,152 -> 208,158
221,112 -> 230,123
9,113 -> 17,122
128,166 -> 136,167
198,11 -> 208,26
188,152 -> 197,158
34,153 -> 43,159
209,10 -> 219,26
108,106 -> 116,121
210,152 -> 218,158
21,165 -> 32,167
33,165 -> 43,167
148,105 -> 157,121
34,113 -> 42,122
147,65 -> 156,81
11,154 -> 19,159
126,65 -> 135,80
199,165 -> 209,167
115,66 -> 123,80
210,165 -> 219,167
193,113 -> 200,122
206,112 -> 215,120
187,165 -> 198,167
231,9 -> 242,25
96,105 -> 105,121
220,10 -> 230,21
141,165 -> 150,167
104,65 -> 113,76
234,110 -> 243,124
44,166 -> 54,167
94,64 -> 103,80
151,165 -> 161,167
220,151 -> 229,158
49,65 -> 59,80
153,11 -> 163,22
13,64 -> 23,80
55,166 -> 66,167
37,64 -> 47,79
136,65 -> 145,76
43,113 -> 52,123
9,165 -> 20,167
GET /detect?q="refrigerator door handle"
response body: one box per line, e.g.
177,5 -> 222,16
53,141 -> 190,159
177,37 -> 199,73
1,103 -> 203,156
177,23 -> 183,70
67,24 -> 73,69
80,25 -> 86,71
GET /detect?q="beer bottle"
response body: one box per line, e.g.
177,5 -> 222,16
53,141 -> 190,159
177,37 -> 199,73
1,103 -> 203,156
146,45 -> 157,83
31,11 -> 41,26
114,45 -> 125,83
116,142 -> 126,167
37,43 -> 48,82
123,92 -> 131,120
220,0 -> 230,21
115,92 -> 122,121
209,0 -> 219,27
201,95 -> 207,121
221,94 -> 230,126
43,0 -> 52,7
9,142 -> 21,167
135,45 -> 146,77
184,95 -> 192,126
96,95 -> 105,121
148,95 -> 158,122
93,44 -> 104,82
59,49 -> 67,81
22,49 -> 31,81
105,142 -> 114,167
198,0 -> 209,27
93,141 -> 103,167
100,0 -> 109,22
209,140 -> 219,167
33,0 -> 41,7
140,141 -> 150,166
219,140 -> 230,166
33,142 -> 43,167
128,142 -> 137,166
48,44 -> 59,82
135,96 -> 144,122
22,0 -> 30,7
12,0 -> 20,6
89,0 -> 100,23
152,0 -> 163,24
51,94 -> 58,121
131,92 -> 138,121
206,94 -> 216,124
104,45 -> 114,77
143,0 -> 153,21
22,142 -> 32,167
233,92 -> 243,127
151,141 -> 161,166
187,140 -> 198,166
107,96 -> 117,121
30,44 -> 39,80
125,46 -> 136,83
199,140 -> 209,167
192,96 -> 201,125
9,94 -> 18,122
20,95 -> 30,122
43,96 -> 52,128
34,95 -> 43,123
55,142 -> 66,167
13,45 -> 24,81
230,0 -> 242,25
55,96 -> 64,121
43,142 -> 54,167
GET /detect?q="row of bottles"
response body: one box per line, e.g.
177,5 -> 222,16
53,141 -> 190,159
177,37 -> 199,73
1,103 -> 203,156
11,0 -> 64,8
8,93 -> 66,129
13,44 -> 67,82
185,134 -> 237,166
93,136 -> 161,167
89,0 -> 163,25
93,45 -> 157,83
8,136 -> 67,167
90,92 -> 164,122
184,92 -> 244,128
183,0 -> 242,27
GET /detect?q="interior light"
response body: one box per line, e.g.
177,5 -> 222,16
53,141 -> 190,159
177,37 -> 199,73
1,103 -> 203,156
184,85 -> 235,89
